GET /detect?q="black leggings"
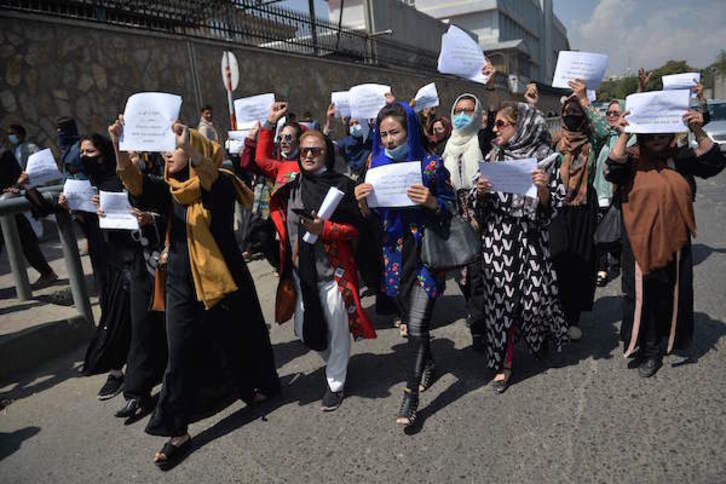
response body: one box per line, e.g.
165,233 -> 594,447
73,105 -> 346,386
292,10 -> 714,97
402,284 -> 436,393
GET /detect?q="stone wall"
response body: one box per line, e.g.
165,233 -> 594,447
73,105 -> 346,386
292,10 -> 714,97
2,12 -> 512,159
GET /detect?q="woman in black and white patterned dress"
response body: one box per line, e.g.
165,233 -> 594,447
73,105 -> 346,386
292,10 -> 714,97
471,102 -> 569,393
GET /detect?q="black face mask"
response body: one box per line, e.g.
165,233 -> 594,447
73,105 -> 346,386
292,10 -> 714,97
80,154 -> 103,172
563,115 -> 584,131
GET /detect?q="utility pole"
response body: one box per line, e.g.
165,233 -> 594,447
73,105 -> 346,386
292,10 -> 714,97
309,0 -> 318,56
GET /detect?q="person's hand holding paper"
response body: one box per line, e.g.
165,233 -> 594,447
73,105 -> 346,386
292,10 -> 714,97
119,92 -> 182,152
364,161 -> 423,208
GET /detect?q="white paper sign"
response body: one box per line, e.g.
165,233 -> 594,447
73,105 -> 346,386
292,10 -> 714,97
349,84 -> 390,121
479,158 -> 538,199
662,73 -> 700,91
99,191 -> 139,230
624,89 -> 690,134
365,161 -> 423,208
303,187 -> 345,244
234,93 -> 275,125
413,83 -> 439,112
552,51 -> 608,89
438,25 -> 488,84
226,128 -> 252,154
119,92 -> 182,152
331,91 -> 351,119
25,148 -> 62,185
62,179 -> 97,213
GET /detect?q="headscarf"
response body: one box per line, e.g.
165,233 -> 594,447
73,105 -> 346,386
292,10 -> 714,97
488,102 -> 552,162
427,116 -> 452,155
620,144 -> 695,273
556,98 -> 591,205
293,132 -> 362,349
165,130 -> 252,309
442,93 -> 485,190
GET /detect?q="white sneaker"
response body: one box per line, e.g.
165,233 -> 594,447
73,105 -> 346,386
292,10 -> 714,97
568,326 -> 583,341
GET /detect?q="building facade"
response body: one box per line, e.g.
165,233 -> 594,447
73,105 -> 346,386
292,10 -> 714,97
327,0 -> 570,89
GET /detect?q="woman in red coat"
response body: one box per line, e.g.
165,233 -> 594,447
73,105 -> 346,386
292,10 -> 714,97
256,104 -> 376,412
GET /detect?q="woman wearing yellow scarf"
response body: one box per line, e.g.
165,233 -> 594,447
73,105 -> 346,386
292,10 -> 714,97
109,116 -> 279,470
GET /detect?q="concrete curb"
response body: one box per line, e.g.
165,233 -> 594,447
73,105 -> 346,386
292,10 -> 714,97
0,316 -> 92,385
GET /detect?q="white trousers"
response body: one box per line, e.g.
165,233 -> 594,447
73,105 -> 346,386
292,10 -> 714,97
293,273 -> 351,393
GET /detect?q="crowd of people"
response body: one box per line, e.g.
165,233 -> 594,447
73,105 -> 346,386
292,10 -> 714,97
1,61 -> 723,470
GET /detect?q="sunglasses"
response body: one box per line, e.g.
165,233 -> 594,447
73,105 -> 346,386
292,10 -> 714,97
301,147 -> 323,157
494,120 -> 512,129
606,111 -> 621,117
280,134 -> 295,142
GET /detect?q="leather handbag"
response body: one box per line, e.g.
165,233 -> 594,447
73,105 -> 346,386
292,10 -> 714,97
275,241 -> 300,324
421,215 -> 481,271
275,276 -> 296,323
594,193 -> 622,250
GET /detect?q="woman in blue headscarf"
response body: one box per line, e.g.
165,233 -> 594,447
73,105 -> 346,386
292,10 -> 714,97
354,102 -> 455,428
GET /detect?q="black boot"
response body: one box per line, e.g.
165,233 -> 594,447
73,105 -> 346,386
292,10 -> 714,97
419,357 -> 436,392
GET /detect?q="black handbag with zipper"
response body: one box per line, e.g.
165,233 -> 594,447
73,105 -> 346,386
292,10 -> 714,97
421,214 -> 480,271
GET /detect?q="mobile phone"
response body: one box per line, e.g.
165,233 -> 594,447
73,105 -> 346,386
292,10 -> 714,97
292,208 -> 315,220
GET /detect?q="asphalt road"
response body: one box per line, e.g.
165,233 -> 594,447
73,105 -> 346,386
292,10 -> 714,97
1,169 -> 725,483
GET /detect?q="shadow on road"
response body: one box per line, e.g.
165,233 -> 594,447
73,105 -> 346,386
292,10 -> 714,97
0,426 -> 41,462
671,311 -> 726,366
0,347 -> 83,410
692,243 -> 726,267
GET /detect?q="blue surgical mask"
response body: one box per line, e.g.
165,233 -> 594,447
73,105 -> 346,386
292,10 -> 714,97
350,125 -> 364,138
385,143 -> 409,161
452,113 -> 474,130
8,134 -> 19,145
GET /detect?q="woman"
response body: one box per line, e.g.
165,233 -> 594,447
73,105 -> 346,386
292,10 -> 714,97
75,133 -> 132,401
324,104 -> 373,180
261,128 -> 376,411
440,62 -> 498,351
112,118 -> 279,469
592,100 -> 635,286
549,79 -> 610,341
472,103 -> 569,393
427,116 -> 451,156
355,102 -> 455,428
605,109 -> 725,377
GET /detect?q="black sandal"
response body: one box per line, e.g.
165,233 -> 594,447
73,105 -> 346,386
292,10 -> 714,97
419,360 -> 436,393
154,438 -> 192,471
396,388 -> 419,427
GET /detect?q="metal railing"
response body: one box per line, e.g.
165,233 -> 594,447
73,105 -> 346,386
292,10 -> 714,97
1,0 -> 441,72
0,187 -> 94,327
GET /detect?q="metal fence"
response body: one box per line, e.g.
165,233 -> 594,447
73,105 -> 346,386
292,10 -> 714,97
1,0 -> 440,71
0,187 -> 94,326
